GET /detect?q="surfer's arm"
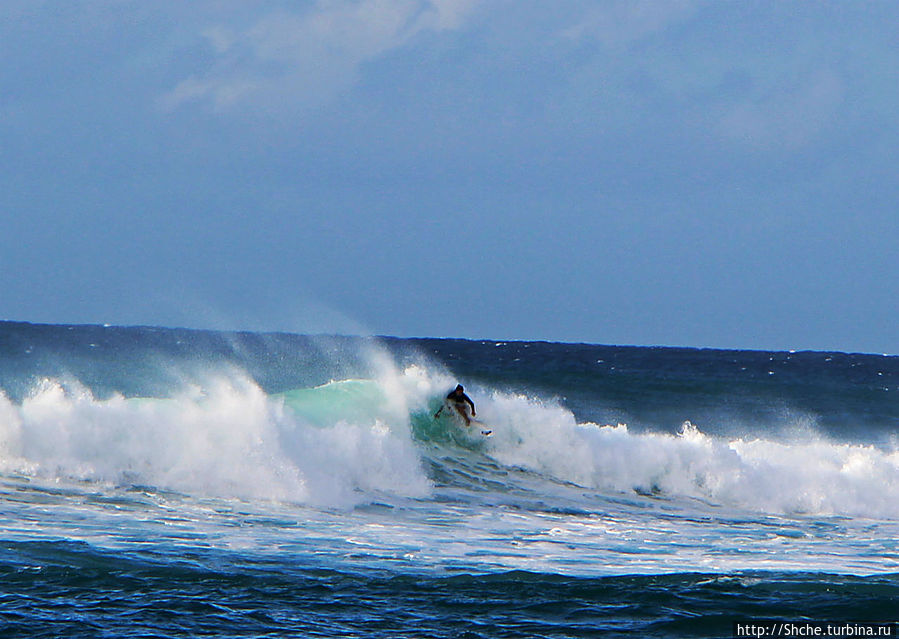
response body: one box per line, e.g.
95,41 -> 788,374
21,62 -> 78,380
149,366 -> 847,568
464,394 -> 476,416
434,405 -> 443,419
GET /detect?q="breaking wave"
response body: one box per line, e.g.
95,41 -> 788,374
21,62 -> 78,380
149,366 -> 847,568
1,362 -> 898,519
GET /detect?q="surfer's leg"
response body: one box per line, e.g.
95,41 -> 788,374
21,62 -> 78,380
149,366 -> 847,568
454,404 -> 471,426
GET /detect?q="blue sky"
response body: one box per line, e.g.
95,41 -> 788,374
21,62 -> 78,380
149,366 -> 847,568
2,1 -> 897,352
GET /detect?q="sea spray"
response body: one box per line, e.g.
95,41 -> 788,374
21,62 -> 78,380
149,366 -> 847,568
480,389 -> 899,518
0,373 -> 431,506
2,323 -> 899,637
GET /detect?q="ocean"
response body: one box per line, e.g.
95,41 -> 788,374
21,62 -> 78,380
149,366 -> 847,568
0,321 -> 897,637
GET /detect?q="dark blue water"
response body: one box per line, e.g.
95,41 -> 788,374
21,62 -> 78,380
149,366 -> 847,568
1,321 -> 897,637
4,539 -> 897,638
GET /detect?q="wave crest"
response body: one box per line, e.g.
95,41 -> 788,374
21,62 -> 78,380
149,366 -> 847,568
0,374 -> 431,507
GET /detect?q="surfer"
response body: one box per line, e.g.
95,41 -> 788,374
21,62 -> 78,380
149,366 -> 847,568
435,384 -> 476,426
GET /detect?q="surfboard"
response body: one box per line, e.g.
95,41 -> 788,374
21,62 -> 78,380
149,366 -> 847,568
435,400 -> 492,436
469,419 -> 493,437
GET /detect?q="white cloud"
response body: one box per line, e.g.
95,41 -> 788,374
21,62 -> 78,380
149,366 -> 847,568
561,0 -> 703,48
159,0 -> 479,115
716,69 -> 845,151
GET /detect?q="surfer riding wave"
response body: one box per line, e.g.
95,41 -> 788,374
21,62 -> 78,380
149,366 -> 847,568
435,384 -> 476,426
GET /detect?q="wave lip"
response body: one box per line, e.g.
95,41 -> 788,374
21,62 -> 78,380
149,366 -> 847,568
481,392 -> 899,519
2,361 -> 899,520
0,374 -> 431,508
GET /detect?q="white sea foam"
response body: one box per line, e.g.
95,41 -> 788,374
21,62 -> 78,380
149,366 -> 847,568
475,389 -> 899,519
0,370 -> 432,508
3,364 -> 898,519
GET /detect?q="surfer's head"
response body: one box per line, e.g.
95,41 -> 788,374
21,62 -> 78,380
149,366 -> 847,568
455,384 -> 464,392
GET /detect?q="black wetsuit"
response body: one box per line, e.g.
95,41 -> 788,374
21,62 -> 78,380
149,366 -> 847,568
447,389 -> 475,414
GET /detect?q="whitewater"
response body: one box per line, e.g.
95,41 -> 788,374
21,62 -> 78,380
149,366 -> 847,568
1,321 -> 897,637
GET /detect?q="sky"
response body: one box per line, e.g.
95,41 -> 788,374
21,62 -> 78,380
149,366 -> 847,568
1,1 -> 898,353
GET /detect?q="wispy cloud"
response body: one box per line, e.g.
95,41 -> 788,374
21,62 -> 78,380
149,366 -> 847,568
715,69 -> 844,151
159,0 -> 479,115
561,0 -> 703,48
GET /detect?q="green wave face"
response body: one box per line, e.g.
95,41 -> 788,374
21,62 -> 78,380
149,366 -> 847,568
276,380 -> 390,428
278,380 -> 486,450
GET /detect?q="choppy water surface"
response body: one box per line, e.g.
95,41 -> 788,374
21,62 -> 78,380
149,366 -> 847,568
1,322 -> 897,637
